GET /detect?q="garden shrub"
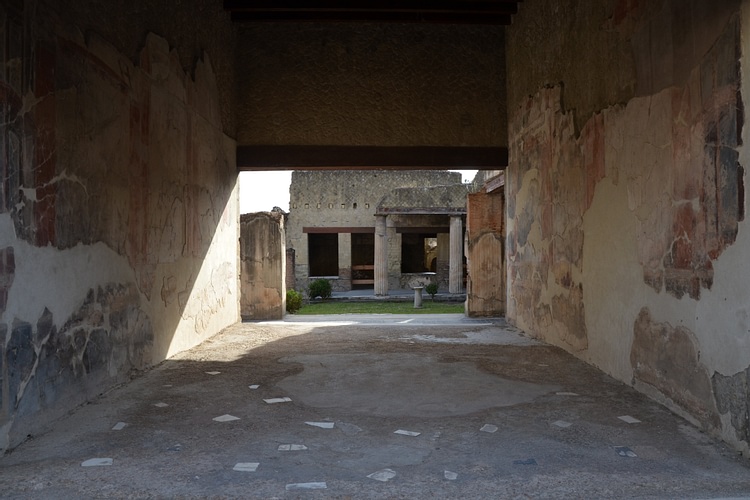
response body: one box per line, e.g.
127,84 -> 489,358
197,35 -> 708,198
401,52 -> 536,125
308,278 -> 332,300
425,283 -> 439,300
286,289 -> 303,313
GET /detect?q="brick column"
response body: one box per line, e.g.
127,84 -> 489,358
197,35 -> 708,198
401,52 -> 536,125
374,215 -> 389,296
449,215 -> 464,293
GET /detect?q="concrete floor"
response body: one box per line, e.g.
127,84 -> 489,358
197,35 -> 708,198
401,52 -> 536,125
2,315 -> 750,499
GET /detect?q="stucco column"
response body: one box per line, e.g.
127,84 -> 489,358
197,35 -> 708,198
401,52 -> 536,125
374,215 -> 389,296
449,215 -> 464,294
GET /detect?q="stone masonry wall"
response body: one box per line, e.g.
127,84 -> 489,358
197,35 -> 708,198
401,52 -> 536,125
236,23 -> 505,147
286,171 -> 460,293
506,0 -> 750,453
0,3 -> 238,452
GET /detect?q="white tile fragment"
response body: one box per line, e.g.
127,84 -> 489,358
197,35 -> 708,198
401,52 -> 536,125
305,421 -> 334,429
394,429 -> 420,437
81,458 -> 113,467
615,446 -> 638,458
206,371 -> 221,375
248,385 -> 260,390
112,422 -> 127,431
618,415 -> 641,424
233,462 -> 260,472
552,420 -> 572,428
555,392 -> 579,396
278,444 -> 308,451
154,402 -> 169,408
213,414 -> 240,422
444,470 -> 458,481
480,424 -> 498,433
264,397 -> 292,404
285,482 -> 327,490
368,469 -> 397,482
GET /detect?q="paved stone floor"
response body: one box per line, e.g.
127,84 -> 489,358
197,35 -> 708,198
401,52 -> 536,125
2,315 -> 750,499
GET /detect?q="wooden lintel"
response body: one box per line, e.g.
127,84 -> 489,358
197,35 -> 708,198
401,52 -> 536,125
484,171 -> 505,193
230,11 -> 510,24
224,0 -> 520,12
303,226 -> 375,233
395,226 -> 450,234
376,207 -> 466,216
224,1 -> 522,24
237,145 -> 507,170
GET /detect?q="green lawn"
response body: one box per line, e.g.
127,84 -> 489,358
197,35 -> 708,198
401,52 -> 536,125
294,300 -> 464,315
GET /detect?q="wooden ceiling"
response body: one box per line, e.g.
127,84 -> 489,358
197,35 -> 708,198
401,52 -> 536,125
223,1 -> 522,25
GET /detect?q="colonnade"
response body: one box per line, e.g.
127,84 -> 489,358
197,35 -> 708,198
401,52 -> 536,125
373,215 -> 464,296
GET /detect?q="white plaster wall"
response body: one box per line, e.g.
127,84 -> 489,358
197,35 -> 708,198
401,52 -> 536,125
0,22 -> 239,452
507,0 -> 750,453
162,152 -> 239,359
694,0 -> 750,379
582,86 -> 750,448
0,219 -> 136,333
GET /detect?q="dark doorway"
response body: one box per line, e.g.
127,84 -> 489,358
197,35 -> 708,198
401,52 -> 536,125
401,233 -> 437,273
351,233 -> 375,289
308,233 -> 338,276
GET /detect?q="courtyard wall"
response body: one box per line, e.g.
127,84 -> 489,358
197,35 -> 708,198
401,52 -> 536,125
287,170 -> 461,293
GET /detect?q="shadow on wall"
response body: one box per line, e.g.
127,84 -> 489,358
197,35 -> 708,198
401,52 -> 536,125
0,6 -> 238,453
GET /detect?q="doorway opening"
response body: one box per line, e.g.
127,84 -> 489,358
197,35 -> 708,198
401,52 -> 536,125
351,233 -> 375,289
401,233 -> 438,273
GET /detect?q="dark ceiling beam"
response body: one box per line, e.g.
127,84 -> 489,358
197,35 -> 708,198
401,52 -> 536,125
236,145 -> 507,171
230,11 -> 510,24
224,0 -> 521,24
223,0 -> 519,12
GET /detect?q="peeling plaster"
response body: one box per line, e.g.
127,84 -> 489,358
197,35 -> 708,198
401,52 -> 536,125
507,4 -> 749,454
0,11 -> 239,452
632,308 -> 717,426
712,368 -> 750,449
0,215 -> 136,331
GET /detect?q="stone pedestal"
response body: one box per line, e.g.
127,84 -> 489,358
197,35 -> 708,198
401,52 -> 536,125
413,286 -> 424,308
